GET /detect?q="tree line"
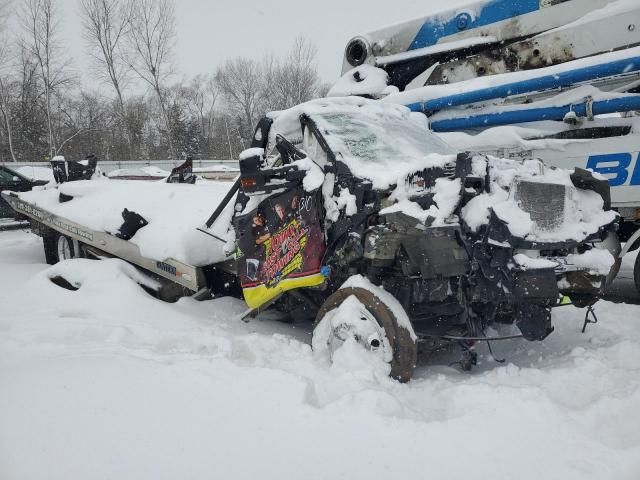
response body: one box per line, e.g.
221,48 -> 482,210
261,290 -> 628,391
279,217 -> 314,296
0,0 -> 329,163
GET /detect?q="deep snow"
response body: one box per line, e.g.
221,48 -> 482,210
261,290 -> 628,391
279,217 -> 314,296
1,229 -> 640,480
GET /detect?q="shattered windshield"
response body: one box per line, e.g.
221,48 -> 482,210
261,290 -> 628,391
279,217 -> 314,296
312,110 -> 454,163
269,98 -> 457,188
306,109 -> 457,188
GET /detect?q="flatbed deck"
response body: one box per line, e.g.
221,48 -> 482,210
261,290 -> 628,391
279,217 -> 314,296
1,190 -> 207,292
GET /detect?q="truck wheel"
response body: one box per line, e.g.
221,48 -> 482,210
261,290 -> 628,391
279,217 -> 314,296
635,252 -> 640,295
43,233 -> 79,265
312,286 -> 417,383
43,235 -> 58,265
56,234 -> 76,261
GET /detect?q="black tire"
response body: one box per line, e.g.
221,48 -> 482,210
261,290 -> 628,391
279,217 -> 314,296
635,252 -> 640,296
43,233 -> 78,265
313,286 -> 417,383
43,235 -> 58,265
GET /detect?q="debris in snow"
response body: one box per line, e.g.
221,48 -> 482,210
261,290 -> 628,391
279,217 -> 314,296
327,65 -> 389,98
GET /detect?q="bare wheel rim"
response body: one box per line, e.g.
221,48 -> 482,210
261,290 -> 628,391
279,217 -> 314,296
314,286 -> 418,383
323,295 -> 393,363
57,235 -> 73,260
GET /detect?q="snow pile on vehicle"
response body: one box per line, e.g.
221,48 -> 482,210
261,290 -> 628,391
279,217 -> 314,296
1,231 -> 640,480
566,249 -> 617,275
17,178 -> 235,265
381,170 -> 462,226
327,65 -> 392,98
324,185 -> 358,222
45,257 -> 162,291
462,157 -> 618,242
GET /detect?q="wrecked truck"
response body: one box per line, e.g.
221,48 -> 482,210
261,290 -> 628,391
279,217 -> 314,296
1,98 -> 620,382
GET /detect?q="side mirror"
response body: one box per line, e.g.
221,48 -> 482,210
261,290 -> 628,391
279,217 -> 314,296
12,176 -> 20,182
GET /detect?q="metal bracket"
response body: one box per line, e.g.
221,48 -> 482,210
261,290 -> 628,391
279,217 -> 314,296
582,305 -> 599,333
585,97 -> 595,121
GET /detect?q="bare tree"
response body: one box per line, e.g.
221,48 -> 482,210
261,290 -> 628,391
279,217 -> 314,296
22,0 -> 68,159
0,77 -> 17,162
0,0 -> 16,161
79,0 -> 129,113
263,37 -> 321,112
55,90 -> 112,155
182,74 -> 218,141
125,0 -> 176,157
215,57 -> 263,142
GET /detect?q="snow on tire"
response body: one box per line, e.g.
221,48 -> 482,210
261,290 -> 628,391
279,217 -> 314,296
312,276 -> 417,383
43,232 -> 83,265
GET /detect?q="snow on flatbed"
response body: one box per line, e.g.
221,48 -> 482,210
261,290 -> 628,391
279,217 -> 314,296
1,229 -> 640,480
17,179 -> 235,266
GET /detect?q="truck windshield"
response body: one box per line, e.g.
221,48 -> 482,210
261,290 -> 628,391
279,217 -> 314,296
305,109 -> 456,188
312,111 -> 454,164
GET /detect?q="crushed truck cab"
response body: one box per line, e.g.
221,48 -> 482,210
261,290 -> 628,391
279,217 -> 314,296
230,97 -> 619,379
1,98 -> 621,382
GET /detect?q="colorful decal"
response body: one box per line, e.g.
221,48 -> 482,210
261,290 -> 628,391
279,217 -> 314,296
235,187 -> 326,309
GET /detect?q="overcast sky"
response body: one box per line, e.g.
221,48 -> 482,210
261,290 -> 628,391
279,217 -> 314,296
47,0 -> 470,86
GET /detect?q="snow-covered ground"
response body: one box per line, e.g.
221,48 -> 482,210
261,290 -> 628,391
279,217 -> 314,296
1,229 -> 640,480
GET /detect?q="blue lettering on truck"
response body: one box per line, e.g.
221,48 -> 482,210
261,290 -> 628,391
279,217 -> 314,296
587,153 -> 640,186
